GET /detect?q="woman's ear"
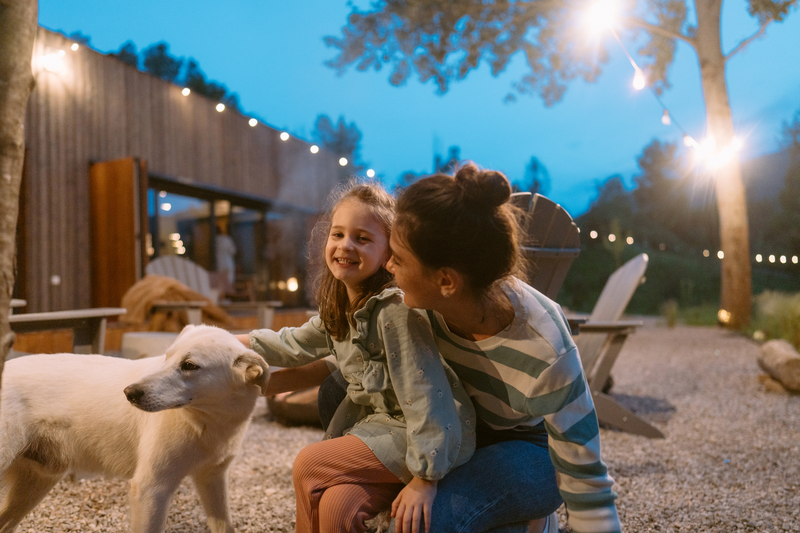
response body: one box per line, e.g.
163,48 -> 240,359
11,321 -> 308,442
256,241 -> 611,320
437,267 -> 463,298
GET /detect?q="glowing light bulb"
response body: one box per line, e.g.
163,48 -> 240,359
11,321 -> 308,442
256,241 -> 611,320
703,249 -> 710,257
780,255 -> 787,264
755,254 -> 762,263
717,251 -> 724,259
793,256 -> 798,264
661,110 -> 671,125
216,103 -> 225,112
182,88 -> 191,96
287,277 -> 299,292
769,255 -> 776,263
684,135 -> 697,148
731,136 -> 743,151
249,118 -> 257,127
71,43 -> 79,51
280,132 -> 290,141
585,0 -> 618,34
608,234 -> 616,242
366,169 -> 375,178
161,203 -> 172,212
310,145 -> 319,154
339,157 -> 348,166
626,236 -> 634,245
632,69 -> 646,90
590,231 -> 598,239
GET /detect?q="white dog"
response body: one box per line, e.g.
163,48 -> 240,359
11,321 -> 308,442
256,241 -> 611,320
0,324 -> 269,533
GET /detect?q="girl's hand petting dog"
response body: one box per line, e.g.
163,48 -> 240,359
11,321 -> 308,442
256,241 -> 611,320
391,477 -> 438,533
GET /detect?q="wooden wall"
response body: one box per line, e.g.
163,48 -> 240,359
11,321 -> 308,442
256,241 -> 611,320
21,28 -> 346,312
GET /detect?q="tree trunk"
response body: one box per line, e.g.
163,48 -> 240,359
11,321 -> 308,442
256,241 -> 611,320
0,0 -> 38,387
694,0 -> 752,329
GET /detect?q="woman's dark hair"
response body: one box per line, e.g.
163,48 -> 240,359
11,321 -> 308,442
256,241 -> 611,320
309,179 -> 395,341
394,162 -> 524,294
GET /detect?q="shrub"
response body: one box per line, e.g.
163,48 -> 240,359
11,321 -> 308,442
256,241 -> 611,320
752,291 -> 800,351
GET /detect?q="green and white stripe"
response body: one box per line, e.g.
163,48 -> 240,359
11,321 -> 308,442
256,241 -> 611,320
429,278 -> 622,533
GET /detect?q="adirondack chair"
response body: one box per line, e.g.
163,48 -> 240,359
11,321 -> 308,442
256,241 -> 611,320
145,255 -> 282,329
573,253 -> 665,439
510,192 -> 581,301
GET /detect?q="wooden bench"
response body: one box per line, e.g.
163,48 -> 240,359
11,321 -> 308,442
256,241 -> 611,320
9,307 -> 127,354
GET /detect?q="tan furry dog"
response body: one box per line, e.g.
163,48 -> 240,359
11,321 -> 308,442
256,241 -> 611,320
0,324 -> 269,533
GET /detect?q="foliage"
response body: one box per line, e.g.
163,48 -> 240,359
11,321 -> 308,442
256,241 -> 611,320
68,31 -> 91,46
517,156 -> 550,196
112,41 -> 139,68
142,42 -> 183,83
312,115 -> 364,172
778,110 -> 800,252
752,291 -> 800,350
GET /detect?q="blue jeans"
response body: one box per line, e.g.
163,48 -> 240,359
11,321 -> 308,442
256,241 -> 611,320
318,371 -> 563,533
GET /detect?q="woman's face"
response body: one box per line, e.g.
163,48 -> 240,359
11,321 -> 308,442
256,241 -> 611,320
386,232 -> 442,310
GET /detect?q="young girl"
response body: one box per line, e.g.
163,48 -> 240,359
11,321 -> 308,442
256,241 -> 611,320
236,181 -> 475,533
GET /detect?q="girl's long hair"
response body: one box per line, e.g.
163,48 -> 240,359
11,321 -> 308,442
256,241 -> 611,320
308,180 -> 395,341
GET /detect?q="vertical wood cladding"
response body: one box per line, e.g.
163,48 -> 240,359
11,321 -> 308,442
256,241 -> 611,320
22,28 -> 342,311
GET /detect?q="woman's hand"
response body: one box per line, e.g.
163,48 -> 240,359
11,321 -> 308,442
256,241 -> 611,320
391,477 -> 437,533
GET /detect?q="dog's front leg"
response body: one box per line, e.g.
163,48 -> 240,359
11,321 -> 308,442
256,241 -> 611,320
192,457 -> 235,533
129,473 -> 183,533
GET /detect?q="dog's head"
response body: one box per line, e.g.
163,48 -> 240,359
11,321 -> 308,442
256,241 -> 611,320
124,325 -> 270,413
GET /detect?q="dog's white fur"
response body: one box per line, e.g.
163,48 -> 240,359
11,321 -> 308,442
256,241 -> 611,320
0,324 -> 269,533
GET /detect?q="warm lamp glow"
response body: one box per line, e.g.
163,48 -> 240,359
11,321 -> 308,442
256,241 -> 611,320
310,145 -> 319,154
71,43 -> 79,51
161,203 -> 172,212
717,309 -> 731,324
661,110 -> 671,125
717,250 -> 724,259
590,230 -> 598,239
608,234 -> 616,242
287,277 -> 299,292
339,157 -> 348,166
366,169 -> 375,178
585,0 -> 618,34
755,254 -> 762,262
632,69 -> 646,90
626,236 -> 634,245
703,249 -> 710,257
249,118 -> 258,127
182,87 -> 191,96
216,103 -> 225,112
280,132 -> 290,141
780,255 -> 787,264
42,48 -> 66,73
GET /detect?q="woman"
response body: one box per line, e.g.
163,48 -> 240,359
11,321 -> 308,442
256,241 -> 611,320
316,163 -> 621,533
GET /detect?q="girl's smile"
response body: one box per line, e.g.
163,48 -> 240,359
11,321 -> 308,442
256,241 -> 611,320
325,199 -> 390,302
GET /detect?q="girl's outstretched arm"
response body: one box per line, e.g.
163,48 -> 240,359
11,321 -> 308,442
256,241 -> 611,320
264,359 -> 332,396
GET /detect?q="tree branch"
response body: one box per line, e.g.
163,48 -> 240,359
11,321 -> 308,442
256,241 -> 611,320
623,18 -> 696,49
725,21 -> 769,60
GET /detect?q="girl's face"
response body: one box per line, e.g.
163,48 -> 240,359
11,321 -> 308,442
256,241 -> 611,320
325,199 -> 390,302
386,232 -> 442,310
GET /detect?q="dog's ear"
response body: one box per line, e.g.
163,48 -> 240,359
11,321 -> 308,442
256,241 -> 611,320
234,352 -> 270,395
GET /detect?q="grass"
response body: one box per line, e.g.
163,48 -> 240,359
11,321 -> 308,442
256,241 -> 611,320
751,291 -> 800,350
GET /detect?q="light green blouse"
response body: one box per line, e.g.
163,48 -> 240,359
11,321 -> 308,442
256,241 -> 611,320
249,287 -> 476,483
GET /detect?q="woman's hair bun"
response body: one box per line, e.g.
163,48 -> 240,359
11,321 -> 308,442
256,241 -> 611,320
454,163 -> 511,209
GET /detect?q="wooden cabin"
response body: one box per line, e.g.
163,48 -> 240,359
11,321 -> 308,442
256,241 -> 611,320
16,28 -> 346,313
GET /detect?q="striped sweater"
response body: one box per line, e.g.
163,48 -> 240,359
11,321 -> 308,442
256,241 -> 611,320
428,278 -> 621,533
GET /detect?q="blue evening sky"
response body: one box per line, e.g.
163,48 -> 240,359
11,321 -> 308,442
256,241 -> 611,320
38,0 -> 800,215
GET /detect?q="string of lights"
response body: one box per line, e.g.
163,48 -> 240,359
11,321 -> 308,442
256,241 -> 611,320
585,229 -> 799,266
587,2 -> 743,167
41,37 -> 377,178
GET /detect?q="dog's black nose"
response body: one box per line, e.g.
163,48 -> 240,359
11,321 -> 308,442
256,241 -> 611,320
124,386 -> 144,404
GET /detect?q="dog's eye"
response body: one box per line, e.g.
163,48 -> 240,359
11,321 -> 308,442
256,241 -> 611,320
181,361 -> 199,371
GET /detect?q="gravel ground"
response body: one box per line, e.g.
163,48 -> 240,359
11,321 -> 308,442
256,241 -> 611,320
7,322 -> 800,532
